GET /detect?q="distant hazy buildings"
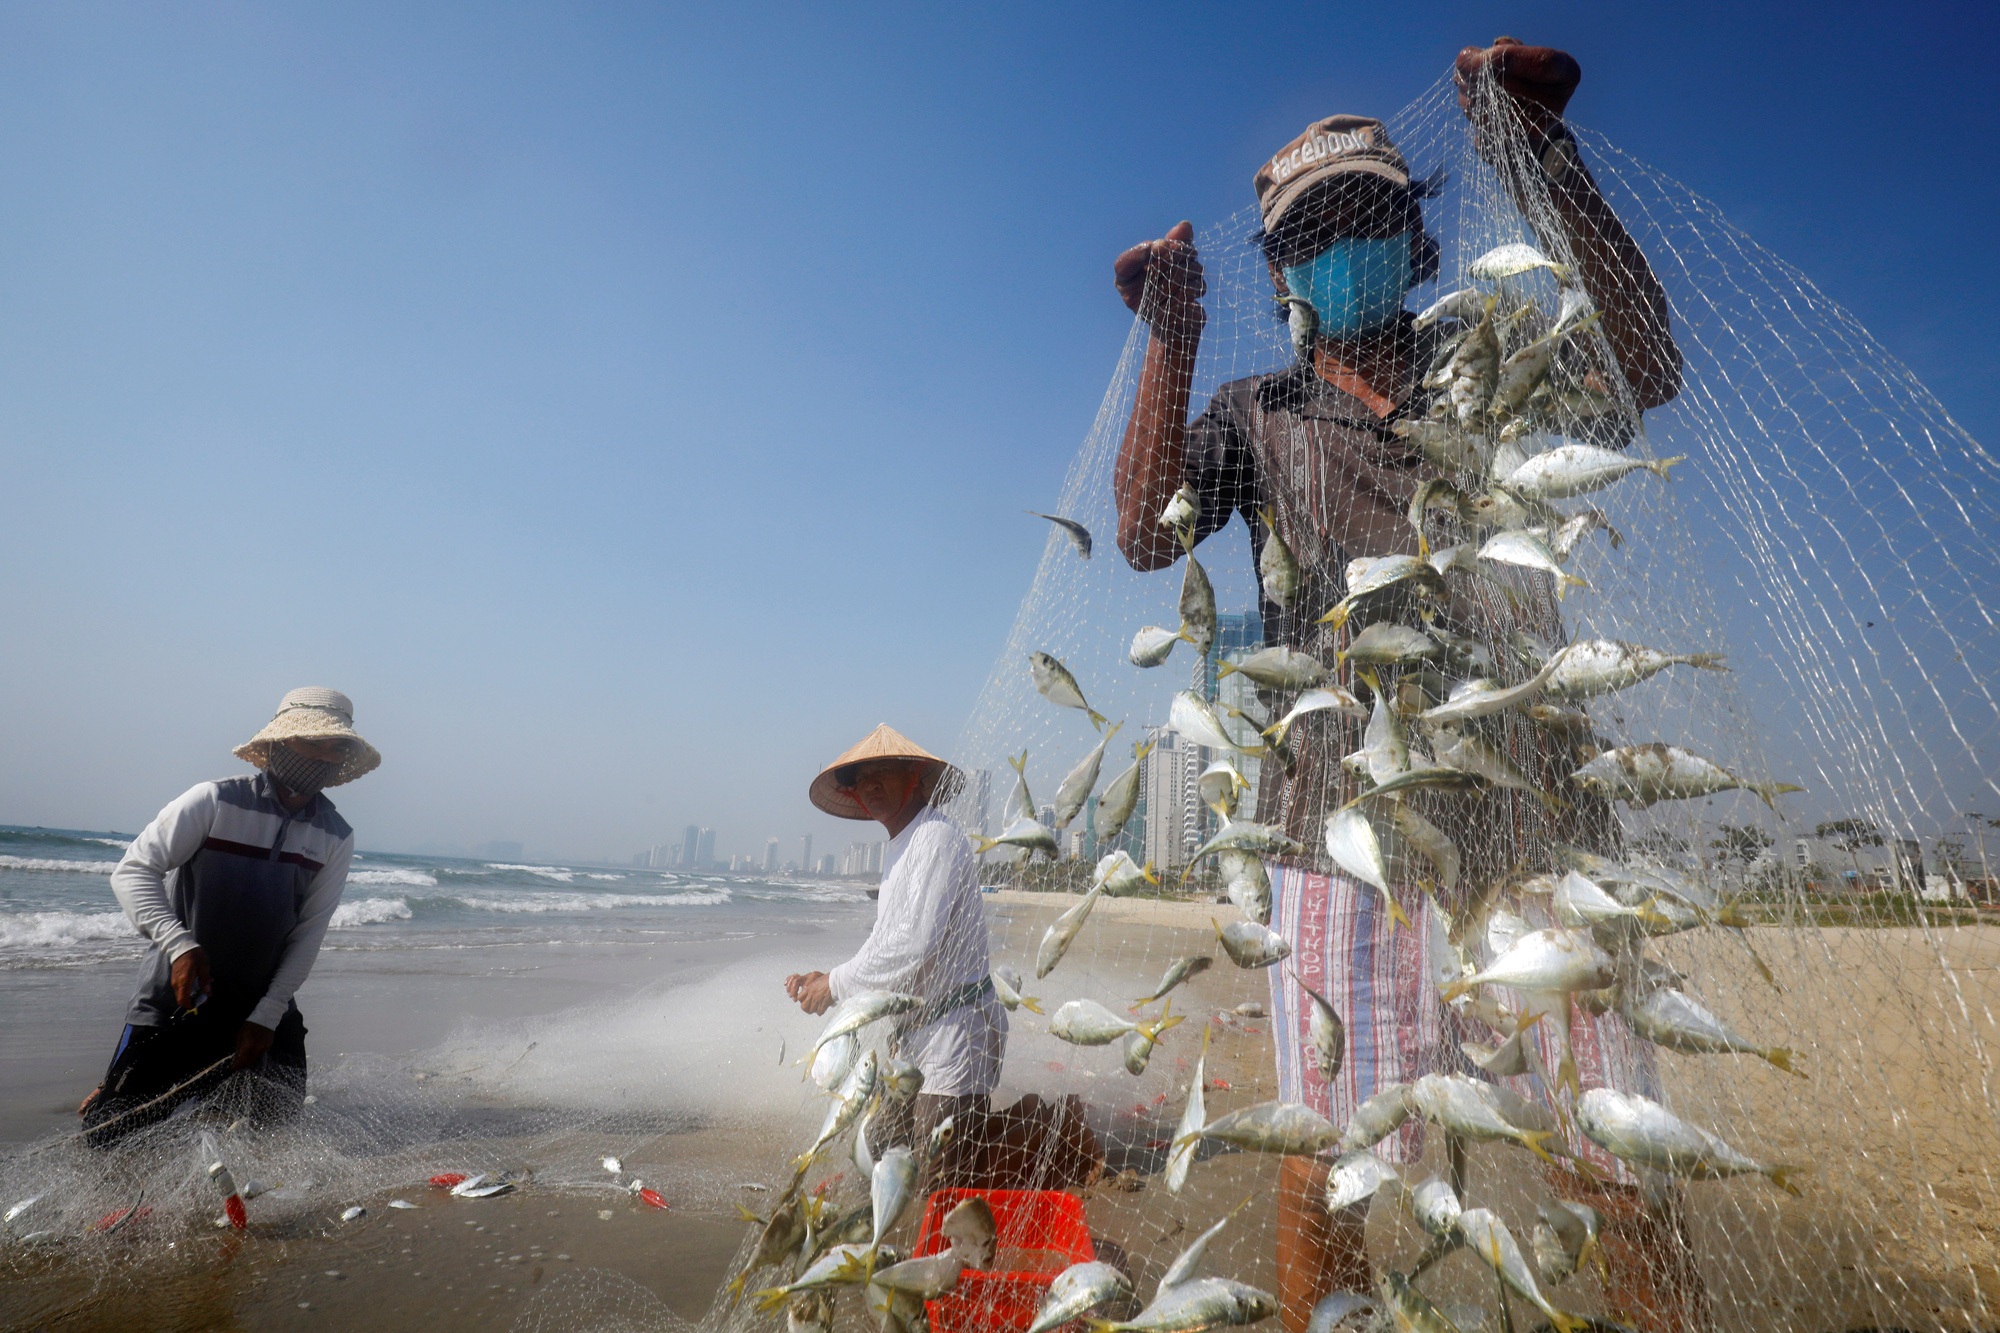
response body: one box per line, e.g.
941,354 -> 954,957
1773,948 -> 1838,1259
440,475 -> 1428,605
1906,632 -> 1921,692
800,835 -> 813,876
765,837 -> 781,874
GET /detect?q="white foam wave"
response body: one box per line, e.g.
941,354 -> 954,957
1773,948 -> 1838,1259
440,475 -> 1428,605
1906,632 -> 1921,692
89,837 -> 132,849
0,855 -> 117,874
584,873 -> 625,882
331,897 -> 413,927
348,868 -> 438,887
0,910 -> 138,949
486,863 -> 576,882
448,890 -> 730,914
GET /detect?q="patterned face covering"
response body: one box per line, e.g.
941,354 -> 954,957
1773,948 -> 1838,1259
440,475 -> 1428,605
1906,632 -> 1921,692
1280,233 -> 1414,338
265,743 -> 342,798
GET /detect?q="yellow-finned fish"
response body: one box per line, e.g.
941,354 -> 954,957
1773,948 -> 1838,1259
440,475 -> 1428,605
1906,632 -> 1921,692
1030,651 -> 1108,730
1257,506 -> 1301,610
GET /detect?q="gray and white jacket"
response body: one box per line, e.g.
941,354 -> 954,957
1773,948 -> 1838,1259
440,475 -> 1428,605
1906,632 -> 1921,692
110,773 -> 354,1030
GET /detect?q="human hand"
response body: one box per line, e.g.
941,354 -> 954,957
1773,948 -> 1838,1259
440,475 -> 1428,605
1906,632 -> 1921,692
785,971 -> 834,1016
1113,221 -> 1207,339
1454,37 -> 1581,155
171,947 -> 212,1010
233,1021 -> 276,1071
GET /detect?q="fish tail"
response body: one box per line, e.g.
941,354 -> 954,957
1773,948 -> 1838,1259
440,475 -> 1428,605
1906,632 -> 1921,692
735,1203 -> 763,1224
1766,1164 -> 1805,1197
1647,454 -> 1689,481
969,835 -> 998,855
1556,573 -> 1589,597
1549,261 -> 1575,283
752,1287 -> 791,1314
1216,661 -> 1240,680
1008,751 -> 1028,779
1357,667 -> 1383,699
1021,995 -> 1044,1015
1262,719 -> 1289,742
1684,652 -> 1729,671
1087,708 -> 1108,731
1139,1012 -> 1185,1045
1714,903 -> 1752,928
1520,1129 -> 1563,1168
1763,1047 -> 1806,1078
1752,781 -> 1805,809
1134,739 -> 1157,762
1438,978 -> 1474,1002
1384,891 -> 1411,930
1260,504 -> 1277,533
1318,602 -> 1352,630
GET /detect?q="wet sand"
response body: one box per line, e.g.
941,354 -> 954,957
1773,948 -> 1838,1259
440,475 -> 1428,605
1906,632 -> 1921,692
3,890 -> 1996,1332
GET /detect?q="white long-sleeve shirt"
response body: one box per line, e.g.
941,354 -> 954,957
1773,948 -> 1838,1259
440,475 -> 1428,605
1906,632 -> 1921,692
111,774 -> 354,1030
828,805 -> 1004,1096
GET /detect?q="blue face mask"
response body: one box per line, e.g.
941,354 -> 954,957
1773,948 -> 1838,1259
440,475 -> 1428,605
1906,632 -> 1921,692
1281,233 -> 1414,339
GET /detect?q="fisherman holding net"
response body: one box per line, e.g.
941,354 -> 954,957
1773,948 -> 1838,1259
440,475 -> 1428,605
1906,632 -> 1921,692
1111,39 -> 1702,1332
79,687 -> 379,1147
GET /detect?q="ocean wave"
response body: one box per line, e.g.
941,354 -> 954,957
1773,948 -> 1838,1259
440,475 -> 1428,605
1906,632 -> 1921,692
348,868 -> 438,888
0,855 -> 117,874
443,890 -> 730,914
485,863 -> 576,883
0,910 -> 138,949
89,837 -> 132,849
332,897 -> 413,927
584,873 -> 625,882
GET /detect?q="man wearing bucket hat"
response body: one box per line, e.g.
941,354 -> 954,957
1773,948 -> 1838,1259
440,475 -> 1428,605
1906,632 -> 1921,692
786,724 -> 1007,1148
79,687 -> 380,1145
1107,39 -> 1703,1333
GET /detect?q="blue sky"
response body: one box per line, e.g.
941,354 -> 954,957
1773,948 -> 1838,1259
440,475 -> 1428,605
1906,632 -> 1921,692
1,2 -> 1994,862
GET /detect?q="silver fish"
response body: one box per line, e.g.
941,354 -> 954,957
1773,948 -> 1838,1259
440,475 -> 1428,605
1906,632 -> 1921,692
1540,509 -> 1623,561
1215,918 -> 1292,969
1405,1177 -> 1463,1244
1408,1074 -> 1560,1164
754,1243 -> 876,1309
1393,803 -> 1459,891
1337,1082 -> 1414,1152
1532,1200 -> 1604,1286
387,1199 -> 416,1209
1478,529 -> 1588,595
1413,286 -> 1487,330
940,1195 -> 996,1269
1323,1150 -> 1398,1211
1189,1101 -> 1338,1156
1049,999 -> 1182,1048
1187,818 -> 1300,866
1103,1277 -> 1277,1333
1197,760 -> 1250,818
1171,691 -> 1256,758
1122,1028 -> 1159,1075
733,1191 -> 812,1298
1096,741 -> 1155,843
811,1031 -> 859,1091
1166,1035 -> 1209,1194
1030,1262 -> 1135,1333
869,1248 -> 966,1299
1160,1200 -> 1250,1290
1443,297 -> 1502,427
1257,506 -> 1301,610
1158,484 -> 1201,533
448,1174 -> 489,1196
1264,687 -> 1368,744
1131,625 -> 1186,668
801,1050 -> 879,1164
1394,417 -> 1490,474
1499,444 -> 1683,501
1036,883 -> 1104,979
1031,651 -> 1108,730
1029,510 -> 1092,559
4,1195 -> 44,1225
1441,928 -> 1612,999
1575,1088 -> 1799,1194
813,993 -> 922,1058
1053,723 -> 1122,829
601,1156 -> 623,1175
1490,312 -> 1601,422
1355,672 -> 1410,784
1456,1207 -> 1581,1333
971,814 -> 1059,859
869,1149 -> 919,1251
1572,743 -> 1803,809
1296,975 -> 1345,1083
341,1205 -> 367,1221
1219,646 -> 1327,690
1527,702 -> 1596,735
1007,748 -> 1037,821
1323,808 -> 1405,926
1621,987 -> 1801,1074
1136,955 -> 1213,1005
992,964 -> 1043,1014
1340,624 -> 1439,671
1320,555 -> 1444,631
1545,638 -> 1728,700
1095,848 -> 1158,896
1428,724 -> 1549,803
1549,869 -> 1669,930
1281,294 -> 1318,361
1419,653 -> 1561,725
787,1290 -> 834,1333
1181,546 -> 1217,656
1469,242 -> 1571,282
1218,849 -> 1272,925
460,1181 -> 513,1199
879,1057 -> 925,1103
1379,1271 -> 1461,1333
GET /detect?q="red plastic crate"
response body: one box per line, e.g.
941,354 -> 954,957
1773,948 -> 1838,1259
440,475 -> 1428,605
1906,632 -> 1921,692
913,1188 -> 1096,1333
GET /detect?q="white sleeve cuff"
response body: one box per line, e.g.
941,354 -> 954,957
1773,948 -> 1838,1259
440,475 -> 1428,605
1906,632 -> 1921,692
162,932 -> 201,962
247,997 -> 288,1030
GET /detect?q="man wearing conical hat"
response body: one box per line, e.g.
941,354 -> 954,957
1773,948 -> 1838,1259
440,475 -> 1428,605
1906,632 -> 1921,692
79,688 -> 380,1145
786,724 -> 1005,1145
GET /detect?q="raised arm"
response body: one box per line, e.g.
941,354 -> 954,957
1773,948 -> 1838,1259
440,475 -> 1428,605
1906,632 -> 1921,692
1112,221 -> 1207,571
1456,38 -> 1683,411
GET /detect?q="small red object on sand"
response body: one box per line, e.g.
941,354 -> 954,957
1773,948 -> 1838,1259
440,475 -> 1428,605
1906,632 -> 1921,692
224,1195 -> 248,1230
428,1173 -> 469,1189
1044,1061 -> 1066,1073
637,1188 -> 668,1210
94,1205 -> 151,1231
1208,1078 -> 1233,1091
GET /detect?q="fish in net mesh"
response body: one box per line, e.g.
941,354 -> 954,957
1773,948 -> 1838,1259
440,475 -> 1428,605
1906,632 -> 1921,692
9,57 -> 2000,1333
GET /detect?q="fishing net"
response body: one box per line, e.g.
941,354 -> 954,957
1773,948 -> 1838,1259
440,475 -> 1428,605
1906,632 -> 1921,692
801,65 -> 1991,1333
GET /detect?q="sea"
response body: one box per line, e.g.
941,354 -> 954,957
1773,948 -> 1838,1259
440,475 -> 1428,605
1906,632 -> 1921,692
0,824 -> 874,972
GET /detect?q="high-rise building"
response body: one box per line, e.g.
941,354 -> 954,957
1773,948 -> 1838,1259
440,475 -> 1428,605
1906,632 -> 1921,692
1142,728 -> 1202,873
697,827 -> 716,869
765,838 -> 781,874
1066,827 -> 1087,859
818,853 -> 838,876
800,835 -> 814,876
680,824 -> 701,870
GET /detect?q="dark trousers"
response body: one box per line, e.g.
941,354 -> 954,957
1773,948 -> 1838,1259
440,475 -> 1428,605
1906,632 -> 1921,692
81,1006 -> 308,1149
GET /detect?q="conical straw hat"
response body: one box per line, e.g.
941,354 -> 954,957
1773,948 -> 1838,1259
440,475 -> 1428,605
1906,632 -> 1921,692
809,723 -> 958,821
232,687 -> 382,787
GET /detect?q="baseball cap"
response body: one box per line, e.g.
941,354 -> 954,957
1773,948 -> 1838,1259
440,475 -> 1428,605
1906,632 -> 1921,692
1254,115 -> 1412,237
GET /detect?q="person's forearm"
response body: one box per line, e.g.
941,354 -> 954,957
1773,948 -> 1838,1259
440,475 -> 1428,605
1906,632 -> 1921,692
110,784 -> 217,960
1115,324 -> 1203,570
249,841 -> 351,1029
1512,148 -> 1682,410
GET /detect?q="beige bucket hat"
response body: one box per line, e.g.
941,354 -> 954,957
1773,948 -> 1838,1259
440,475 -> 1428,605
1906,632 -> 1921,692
233,687 -> 382,787
809,723 -> 959,821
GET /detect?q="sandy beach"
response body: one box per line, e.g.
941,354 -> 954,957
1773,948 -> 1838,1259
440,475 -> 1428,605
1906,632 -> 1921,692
2,876 -> 1996,1332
